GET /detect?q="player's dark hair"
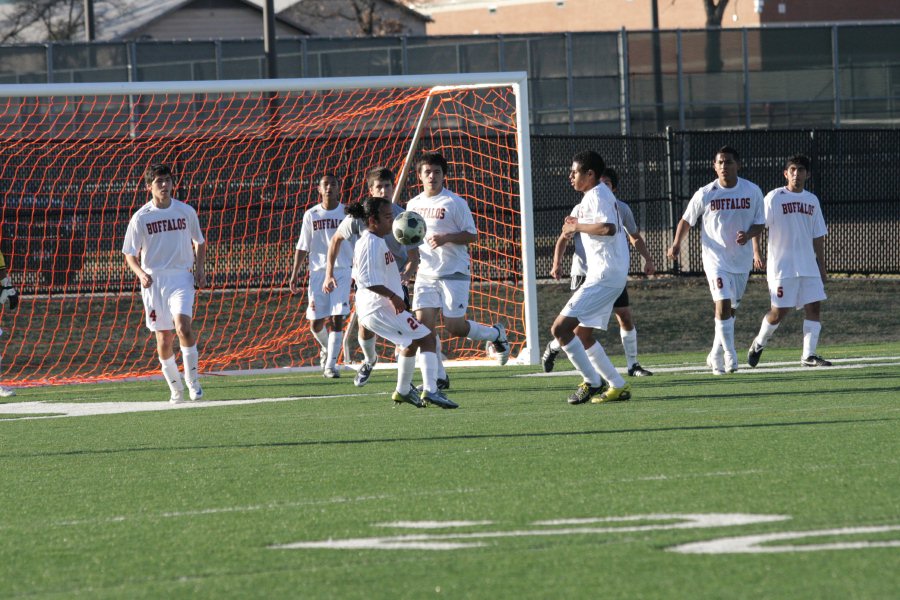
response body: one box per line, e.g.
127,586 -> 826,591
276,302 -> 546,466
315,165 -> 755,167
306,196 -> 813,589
346,196 -> 390,222
416,152 -> 448,175
785,154 -> 811,171
601,167 -> 619,190
366,166 -> 395,187
319,173 -> 339,184
716,146 -> 741,162
572,150 -> 605,178
143,163 -> 174,186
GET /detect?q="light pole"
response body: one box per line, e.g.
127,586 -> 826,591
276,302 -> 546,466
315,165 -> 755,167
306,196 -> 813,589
83,0 -> 95,41
651,0 -> 665,131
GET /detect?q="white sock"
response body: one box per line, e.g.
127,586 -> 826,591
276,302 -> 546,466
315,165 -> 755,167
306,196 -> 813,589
713,319 -> 726,359
312,327 -> 329,353
326,331 -> 343,369
585,342 -> 625,389
620,328 -> 638,369
435,335 -> 447,379
397,354 -> 416,393
466,320 -> 498,342
549,338 -> 561,352
420,351 -> 438,394
561,337 -> 602,387
721,317 -> 736,362
179,345 -> 199,387
755,317 -> 780,347
160,356 -> 183,398
359,334 -> 377,365
802,320 -> 821,358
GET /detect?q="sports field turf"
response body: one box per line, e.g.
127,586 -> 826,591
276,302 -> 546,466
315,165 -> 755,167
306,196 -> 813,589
1,342 -> 898,599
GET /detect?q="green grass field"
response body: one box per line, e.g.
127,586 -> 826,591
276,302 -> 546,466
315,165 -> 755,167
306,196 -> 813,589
2,341 -> 898,599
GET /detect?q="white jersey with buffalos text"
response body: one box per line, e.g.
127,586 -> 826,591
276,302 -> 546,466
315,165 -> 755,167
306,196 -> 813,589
574,183 -> 630,288
296,203 -> 352,271
763,187 -> 828,279
682,177 -> 764,274
352,230 -> 403,318
569,198 -> 637,278
122,198 -> 204,273
406,187 -> 477,280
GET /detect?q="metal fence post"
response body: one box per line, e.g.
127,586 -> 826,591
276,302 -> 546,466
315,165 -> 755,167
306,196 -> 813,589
565,32 -> 574,134
215,40 -> 223,80
832,25 -> 841,128
677,29 -> 685,130
46,43 -> 54,84
619,27 -> 631,135
666,125 -> 679,274
742,27 -> 751,129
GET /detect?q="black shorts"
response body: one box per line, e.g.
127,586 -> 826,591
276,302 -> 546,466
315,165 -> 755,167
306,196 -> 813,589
613,286 -> 630,308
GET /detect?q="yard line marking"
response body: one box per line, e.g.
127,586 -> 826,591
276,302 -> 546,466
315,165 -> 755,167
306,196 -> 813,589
375,521 -> 494,529
669,525 -> 900,554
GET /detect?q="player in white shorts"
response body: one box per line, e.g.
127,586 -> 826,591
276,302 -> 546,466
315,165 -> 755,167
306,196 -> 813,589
0,250 -> 19,396
348,196 -> 456,409
323,167 -> 420,387
544,167 -> 656,377
667,146 -> 764,375
289,173 -> 352,379
748,154 -> 831,368
407,152 -> 510,383
549,151 -> 632,405
122,163 -> 207,403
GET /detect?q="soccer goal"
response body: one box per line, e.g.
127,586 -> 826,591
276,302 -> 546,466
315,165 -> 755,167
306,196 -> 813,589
0,73 -> 539,385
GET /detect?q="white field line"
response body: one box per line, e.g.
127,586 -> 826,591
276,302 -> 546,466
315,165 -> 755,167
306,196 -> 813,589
0,392 -> 379,420
522,355 -> 900,377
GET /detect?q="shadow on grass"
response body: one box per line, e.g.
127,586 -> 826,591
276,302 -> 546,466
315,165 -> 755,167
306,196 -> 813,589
7,416 -> 896,459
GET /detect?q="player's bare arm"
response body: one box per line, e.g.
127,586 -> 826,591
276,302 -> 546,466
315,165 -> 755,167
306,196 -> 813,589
124,253 -> 152,288
193,241 -> 207,288
752,237 -> 765,271
289,249 -> 308,295
550,231 -> 570,280
813,236 -> 826,283
667,219 -> 692,260
426,230 -> 477,249
323,232 -> 346,293
400,247 -> 420,284
629,234 -> 656,276
736,223 -> 765,246
367,284 -> 406,315
563,216 -> 616,237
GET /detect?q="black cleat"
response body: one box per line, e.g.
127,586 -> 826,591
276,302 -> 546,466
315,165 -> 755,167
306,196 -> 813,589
542,342 -> 560,373
627,363 -> 653,377
567,382 -> 604,405
747,342 -> 764,368
801,355 -> 832,367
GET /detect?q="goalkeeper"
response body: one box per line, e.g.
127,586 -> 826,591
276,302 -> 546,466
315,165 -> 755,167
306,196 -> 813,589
0,249 -> 18,397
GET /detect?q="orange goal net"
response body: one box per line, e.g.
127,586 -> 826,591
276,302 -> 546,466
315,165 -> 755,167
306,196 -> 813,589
0,74 -> 537,386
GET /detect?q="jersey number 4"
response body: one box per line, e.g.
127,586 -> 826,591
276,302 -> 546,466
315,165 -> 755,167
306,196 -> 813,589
149,310 -> 157,322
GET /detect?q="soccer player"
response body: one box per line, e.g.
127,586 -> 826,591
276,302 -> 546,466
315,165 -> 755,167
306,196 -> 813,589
549,150 -> 632,405
123,163 -> 207,403
543,167 -> 656,377
747,154 -> 831,368
289,173 -> 351,378
407,152 -> 510,372
323,167 -> 420,387
0,250 -> 18,397
667,146 -> 764,375
348,196 -> 456,409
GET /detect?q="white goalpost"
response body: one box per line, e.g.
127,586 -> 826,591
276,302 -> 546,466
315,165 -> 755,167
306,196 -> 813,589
0,72 -> 538,385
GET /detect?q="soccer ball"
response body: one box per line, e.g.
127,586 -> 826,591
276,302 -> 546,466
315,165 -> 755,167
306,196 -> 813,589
392,210 -> 427,246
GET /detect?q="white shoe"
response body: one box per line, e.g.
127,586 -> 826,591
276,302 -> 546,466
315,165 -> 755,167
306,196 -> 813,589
0,385 -> 16,398
323,367 -> 340,379
170,393 -> 185,404
706,350 -> 725,376
187,382 -> 203,401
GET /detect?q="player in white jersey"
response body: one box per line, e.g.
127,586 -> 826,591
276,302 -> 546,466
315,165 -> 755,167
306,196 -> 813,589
289,173 -> 352,378
667,146 -> 765,375
747,154 -> 831,368
544,167 -> 656,377
122,163 -> 207,403
406,152 -> 510,377
0,250 -> 19,396
323,167 -> 420,387
550,151 -> 633,405
348,196 -> 456,409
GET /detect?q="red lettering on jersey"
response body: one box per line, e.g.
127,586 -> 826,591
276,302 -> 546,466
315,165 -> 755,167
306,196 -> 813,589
710,197 -> 751,211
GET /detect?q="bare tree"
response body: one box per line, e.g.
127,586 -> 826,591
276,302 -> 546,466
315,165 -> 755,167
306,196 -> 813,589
0,0 -> 124,43
281,0 -> 409,36
701,0 -> 729,72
